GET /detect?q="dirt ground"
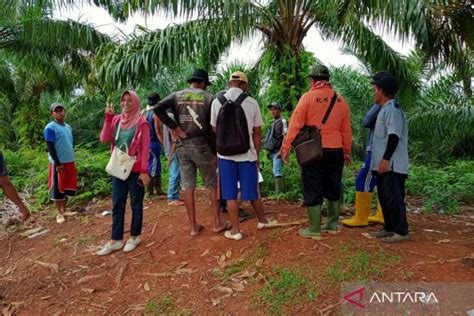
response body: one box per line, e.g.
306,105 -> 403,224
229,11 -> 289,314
1,190 -> 473,315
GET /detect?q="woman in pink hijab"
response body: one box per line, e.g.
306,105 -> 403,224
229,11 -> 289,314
98,90 -> 151,255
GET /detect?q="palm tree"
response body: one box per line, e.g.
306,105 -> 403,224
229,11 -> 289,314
0,0 -> 111,147
408,71 -> 474,161
94,0 -> 472,109
329,59 -> 473,161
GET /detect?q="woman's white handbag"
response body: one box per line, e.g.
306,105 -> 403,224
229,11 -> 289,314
105,123 -> 137,180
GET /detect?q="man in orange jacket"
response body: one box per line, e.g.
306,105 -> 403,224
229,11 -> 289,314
280,64 -> 352,240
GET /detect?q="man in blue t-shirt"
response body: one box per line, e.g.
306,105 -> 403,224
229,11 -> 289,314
44,103 -> 77,224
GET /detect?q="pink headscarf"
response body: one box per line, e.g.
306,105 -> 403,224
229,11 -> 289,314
119,90 -> 142,129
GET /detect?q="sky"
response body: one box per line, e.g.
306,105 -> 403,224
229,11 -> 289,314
54,3 -> 413,71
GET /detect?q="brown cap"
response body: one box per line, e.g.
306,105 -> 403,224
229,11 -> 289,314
50,102 -> 64,112
229,71 -> 248,83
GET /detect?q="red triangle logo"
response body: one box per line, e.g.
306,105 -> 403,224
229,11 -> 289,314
344,287 -> 365,309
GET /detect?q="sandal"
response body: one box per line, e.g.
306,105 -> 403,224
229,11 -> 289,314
212,221 -> 232,233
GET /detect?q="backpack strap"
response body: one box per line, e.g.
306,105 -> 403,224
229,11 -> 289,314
268,118 -> 280,139
233,93 -> 248,106
217,93 -> 228,106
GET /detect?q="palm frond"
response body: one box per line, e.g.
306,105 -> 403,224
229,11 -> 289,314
336,0 -> 428,43
53,0 -> 259,23
330,65 -> 374,159
409,104 -> 474,160
1,18 -> 111,55
325,19 -> 421,108
96,16 -> 257,89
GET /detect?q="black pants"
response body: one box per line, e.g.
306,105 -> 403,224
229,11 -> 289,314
376,171 -> 409,236
301,148 -> 344,206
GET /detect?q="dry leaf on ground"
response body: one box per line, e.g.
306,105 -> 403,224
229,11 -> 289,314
77,274 -> 102,285
200,249 -> 210,257
35,261 -> 59,273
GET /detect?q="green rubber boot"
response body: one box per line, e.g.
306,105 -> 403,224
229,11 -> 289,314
275,177 -> 284,193
322,200 -> 340,232
298,205 -> 322,240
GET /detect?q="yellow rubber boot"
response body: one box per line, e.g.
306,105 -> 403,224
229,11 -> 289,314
342,192 -> 371,227
368,201 -> 385,224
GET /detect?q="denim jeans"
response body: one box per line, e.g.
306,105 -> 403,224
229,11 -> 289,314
165,151 -> 181,201
111,172 -> 144,240
271,152 -> 283,177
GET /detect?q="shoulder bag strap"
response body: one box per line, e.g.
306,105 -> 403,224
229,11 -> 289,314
320,93 -> 338,127
114,122 -> 121,141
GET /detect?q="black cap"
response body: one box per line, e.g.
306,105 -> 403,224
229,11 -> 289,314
147,92 -> 160,106
187,69 -> 212,86
309,64 -> 330,80
267,103 -> 282,109
371,71 -> 399,96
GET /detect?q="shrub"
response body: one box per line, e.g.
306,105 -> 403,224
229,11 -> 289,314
3,146 -> 111,210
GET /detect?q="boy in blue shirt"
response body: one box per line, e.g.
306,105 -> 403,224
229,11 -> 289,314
44,103 -> 77,224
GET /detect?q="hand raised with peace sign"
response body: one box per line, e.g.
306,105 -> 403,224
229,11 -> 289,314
105,102 -> 115,115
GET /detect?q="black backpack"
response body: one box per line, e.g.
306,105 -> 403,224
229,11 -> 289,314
263,119 -> 282,152
215,92 -> 250,156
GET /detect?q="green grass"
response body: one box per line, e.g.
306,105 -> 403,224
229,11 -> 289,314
325,245 -> 400,283
3,144 -> 472,215
252,245 -> 269,259
222,245 -> 269,280
75,234 -> 98,246
406,161 -> 474,214
254,266 -> 315,315
223,260 -> 247,280
145,294 -> 179,316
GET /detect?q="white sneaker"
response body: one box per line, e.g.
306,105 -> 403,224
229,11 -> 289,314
123,237 -> 141,252
224,231 -> 243,240
56,214 -> 65,224
257,219 -> 277,229
97,241 -> 123,256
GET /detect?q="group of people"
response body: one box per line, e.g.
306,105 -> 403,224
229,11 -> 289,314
280,66 -> 409,243
0,64 -> 410,257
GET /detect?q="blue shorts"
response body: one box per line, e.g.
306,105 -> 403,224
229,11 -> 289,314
219,159 -> 259,201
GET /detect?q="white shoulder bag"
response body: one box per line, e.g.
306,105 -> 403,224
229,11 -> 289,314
105,123 -> 137,180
